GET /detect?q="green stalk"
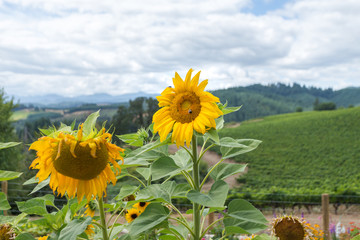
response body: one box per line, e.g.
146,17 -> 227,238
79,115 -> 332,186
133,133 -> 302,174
192,134 -> 201,240
98,197 -> 109,240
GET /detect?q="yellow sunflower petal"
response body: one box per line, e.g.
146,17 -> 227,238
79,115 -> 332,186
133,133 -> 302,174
173,72 -> 185,92
190,71 -> 201,90
184,68 -> 193,90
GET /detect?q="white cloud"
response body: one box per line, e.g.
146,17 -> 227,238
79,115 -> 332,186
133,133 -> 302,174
0,0 -> 359,98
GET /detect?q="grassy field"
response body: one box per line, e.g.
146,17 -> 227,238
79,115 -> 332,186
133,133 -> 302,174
11,109 -> 34,121
220,107 -> 360,198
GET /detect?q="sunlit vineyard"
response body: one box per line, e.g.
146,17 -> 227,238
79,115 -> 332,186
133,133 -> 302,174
220,107 -> 360,208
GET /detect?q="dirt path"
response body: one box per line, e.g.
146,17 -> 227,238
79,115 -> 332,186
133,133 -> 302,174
168,145 -> 246,191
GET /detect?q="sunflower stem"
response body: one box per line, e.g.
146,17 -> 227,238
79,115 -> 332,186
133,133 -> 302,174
98,197 -> 109,240
191,134 -> 201,240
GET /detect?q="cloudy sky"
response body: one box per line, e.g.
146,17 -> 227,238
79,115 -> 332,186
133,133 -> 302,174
0,0 -> 359,98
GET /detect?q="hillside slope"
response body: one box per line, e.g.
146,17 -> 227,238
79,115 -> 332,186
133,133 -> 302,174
212,83 -> 360,122
220,107 -> 360,197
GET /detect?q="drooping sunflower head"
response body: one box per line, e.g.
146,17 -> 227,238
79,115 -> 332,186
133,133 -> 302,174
0,224 -> 16,240
125,208 -> 141,223
153,69 -> 223,147
133,201 -> 150,213
29,111 -> 124,201
271,216 -> 312,240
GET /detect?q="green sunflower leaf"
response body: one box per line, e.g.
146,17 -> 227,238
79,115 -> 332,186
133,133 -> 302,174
253,234 -> 276,240
82,110 -> 100,137
115,185 -> 139,201
117,128 -> 149,147
23,176 -> 37,185
0,142 -> 21,150
186,180 -> 229,207
118,234 -> 132,240
0,192 -> 11,210
219,137 -> 261,159
0,170 -> 22,181
170,148 -> 192,170
215,116 -> 224,130
14,233 -> 36,240
123,139 -> 169,168
224,199 -> 268,235
29,177 -> 50,195
129,203 -> 170,237
109,224 -> 126,240
201,207 -> 225,217
204,128 -> 220,144
150,156 -> 182,181
218,101 -> 242,115
158,224 -> 189,240
136,181 -> 180,204
209,163 -> 247,181
16,198 -> 48,216
59,217 -> 92,240
136,167 -> 151,180
0,215 -> 16,224
16,194 -> 55,216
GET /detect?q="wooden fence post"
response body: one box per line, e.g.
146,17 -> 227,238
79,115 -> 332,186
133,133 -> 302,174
322,193 -> 331,240
1,181 -> 8,216
208,212 -> 214,231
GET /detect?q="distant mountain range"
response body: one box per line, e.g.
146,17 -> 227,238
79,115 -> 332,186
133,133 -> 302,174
15,92 -> 158,108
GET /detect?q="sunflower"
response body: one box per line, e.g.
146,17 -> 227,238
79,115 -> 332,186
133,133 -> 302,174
125,208 -> 141,223
29,116 -> 124,201
153,69 -> 223,147
37,237 -> 48,240
85,224 -> 95,237
84,200 -> 96,217
133,201 -> 150,213
0,224 -> 16,240
271,216 -> 315,240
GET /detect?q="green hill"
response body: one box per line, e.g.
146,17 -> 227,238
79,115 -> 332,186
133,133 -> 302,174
212,83 -> 360,122
220,107 -> 360,207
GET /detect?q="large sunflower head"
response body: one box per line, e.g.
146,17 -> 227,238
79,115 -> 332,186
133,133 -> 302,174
271,216 -> 313,240
153,69 -> 223,147
29,111 -> 124,201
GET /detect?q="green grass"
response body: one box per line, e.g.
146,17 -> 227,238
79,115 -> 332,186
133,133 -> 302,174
220,107 -> 360,198
11,110 -> 34,121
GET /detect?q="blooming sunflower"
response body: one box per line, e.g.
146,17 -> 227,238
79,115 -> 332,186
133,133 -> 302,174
271,216 -> 316,240
29,112 -> 124,201
85,224 -> 95,237
0,224 -> 16,239
133,201 -> 150,213
37,237 -> 48,240
125,208 -> 141,223
84,200 -> 96,217
153,69 -> 223,147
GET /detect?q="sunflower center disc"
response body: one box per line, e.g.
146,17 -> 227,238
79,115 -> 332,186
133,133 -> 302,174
170,92 -> 201,123
53,141 -> 109,180
274,219 -> 305,240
